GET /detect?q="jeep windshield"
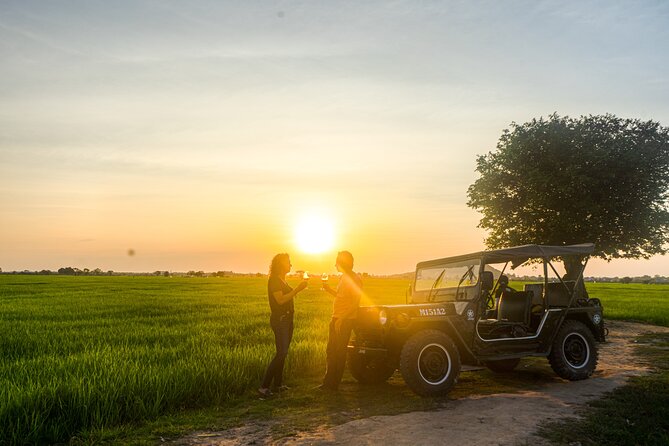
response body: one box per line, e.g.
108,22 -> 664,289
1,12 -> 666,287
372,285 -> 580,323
414,259 -> 481,301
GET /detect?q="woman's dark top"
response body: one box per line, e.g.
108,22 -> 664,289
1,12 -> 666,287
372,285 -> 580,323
268,275 -> 294,319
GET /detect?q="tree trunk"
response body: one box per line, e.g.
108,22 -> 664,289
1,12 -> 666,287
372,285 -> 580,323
562,256 -> 589,299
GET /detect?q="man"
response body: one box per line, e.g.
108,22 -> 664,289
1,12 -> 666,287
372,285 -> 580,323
320,251 -> 362,391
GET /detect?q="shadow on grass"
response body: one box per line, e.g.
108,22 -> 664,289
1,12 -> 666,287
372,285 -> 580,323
246,360 -> 561,440
75,358 -> 565,445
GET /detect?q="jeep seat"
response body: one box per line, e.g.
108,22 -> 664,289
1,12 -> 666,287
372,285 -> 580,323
545,281 -> 576,307
524,283 -> 544,306
497,291 -> 532,326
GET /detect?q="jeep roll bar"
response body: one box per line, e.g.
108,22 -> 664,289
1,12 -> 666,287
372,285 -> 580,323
473,244 -> 594,344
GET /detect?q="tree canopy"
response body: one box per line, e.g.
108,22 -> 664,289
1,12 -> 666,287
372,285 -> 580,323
467,113 -> 669,271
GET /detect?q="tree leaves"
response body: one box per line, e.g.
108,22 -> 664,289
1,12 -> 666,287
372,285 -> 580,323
467,113 -> 669,261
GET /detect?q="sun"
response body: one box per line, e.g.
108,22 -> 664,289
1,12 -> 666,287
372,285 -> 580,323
294,213 -> 335,254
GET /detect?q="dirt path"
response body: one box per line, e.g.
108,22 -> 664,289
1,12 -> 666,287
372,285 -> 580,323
178,321 -> 669,446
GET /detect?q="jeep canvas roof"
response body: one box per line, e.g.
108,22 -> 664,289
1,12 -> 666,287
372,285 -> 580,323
417,243 -> 595,269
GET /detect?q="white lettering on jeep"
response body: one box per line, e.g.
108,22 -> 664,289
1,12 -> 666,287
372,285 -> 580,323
419,308 -> 446,317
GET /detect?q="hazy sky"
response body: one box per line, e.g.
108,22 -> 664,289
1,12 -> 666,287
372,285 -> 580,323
1,0 -> 668,276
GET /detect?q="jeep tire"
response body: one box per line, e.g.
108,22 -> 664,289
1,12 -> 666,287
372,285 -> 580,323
400,329 -> 460,396
549,319 -> 598,380
348,351 -> 396,385
484,358 -> 521,373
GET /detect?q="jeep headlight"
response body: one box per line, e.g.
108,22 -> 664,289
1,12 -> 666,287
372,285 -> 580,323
379,309 -> 388,325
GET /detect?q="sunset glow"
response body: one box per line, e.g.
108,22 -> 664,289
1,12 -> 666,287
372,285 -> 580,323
0,1 -> 668,277
294,213 -> 336,254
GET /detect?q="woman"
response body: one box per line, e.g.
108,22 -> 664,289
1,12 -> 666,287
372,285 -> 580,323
258,253 -> 308,397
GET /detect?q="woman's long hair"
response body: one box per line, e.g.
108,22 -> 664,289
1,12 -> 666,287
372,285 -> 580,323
269,253 -> 289,276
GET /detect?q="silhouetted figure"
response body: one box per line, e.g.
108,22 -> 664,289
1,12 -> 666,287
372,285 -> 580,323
319,251 -> 362,391
258,253 -> 307,398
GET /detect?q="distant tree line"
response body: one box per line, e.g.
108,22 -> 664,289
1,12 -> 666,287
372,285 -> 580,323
57,267 -> 113,276
509,273 -> 669,285
185,271 -> 261,278
1,268 -> 668,283
0,267 -> 114,276
0,268 -> 266,277
589,275 -> 669,285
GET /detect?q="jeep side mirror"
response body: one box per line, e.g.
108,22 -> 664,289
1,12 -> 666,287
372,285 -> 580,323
480,271 -> 494,291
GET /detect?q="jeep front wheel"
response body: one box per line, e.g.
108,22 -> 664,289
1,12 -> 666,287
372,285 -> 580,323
400,329 -> 460,396
348,352 -> 396,385
549,320 -> 598,380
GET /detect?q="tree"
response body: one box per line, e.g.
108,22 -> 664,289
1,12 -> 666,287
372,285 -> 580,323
467,114 -> 669,279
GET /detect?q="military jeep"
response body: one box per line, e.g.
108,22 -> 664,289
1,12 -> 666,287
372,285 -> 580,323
348,244 -> 606,396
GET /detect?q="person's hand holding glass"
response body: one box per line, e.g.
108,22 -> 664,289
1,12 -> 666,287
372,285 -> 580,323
298,271 -> 310,291
321,272 -> 335,296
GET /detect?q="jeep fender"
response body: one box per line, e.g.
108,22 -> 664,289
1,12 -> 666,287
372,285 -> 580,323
563,313 -> 606,343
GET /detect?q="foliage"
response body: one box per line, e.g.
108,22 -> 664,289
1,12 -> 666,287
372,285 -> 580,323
467,114 -> 669,263
56,267 -> 110,276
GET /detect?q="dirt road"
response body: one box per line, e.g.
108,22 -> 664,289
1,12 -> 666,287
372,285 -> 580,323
179,320 -> 669,446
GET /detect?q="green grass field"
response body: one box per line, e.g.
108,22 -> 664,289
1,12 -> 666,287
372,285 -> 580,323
0,276 -> 409,445
1,276 -> 667,445
582,283 -> 669,326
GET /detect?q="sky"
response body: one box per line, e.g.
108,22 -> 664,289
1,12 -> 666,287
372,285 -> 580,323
1,0 -> 668,276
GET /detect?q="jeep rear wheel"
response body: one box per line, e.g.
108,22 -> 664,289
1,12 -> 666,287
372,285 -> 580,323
348,352 -> 396,385
549,319 -> 598,380
484,358 -> 521,373
400,329 -> 460,396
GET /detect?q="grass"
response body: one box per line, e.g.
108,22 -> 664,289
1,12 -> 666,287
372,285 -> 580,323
70,355 -> 563,445
532,283 -> 669,446
586,283 -> 669,327
1,276 -> 667,445
537,333 -> 669,446
0,276 -> 411,445
508,281 -> 669,326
